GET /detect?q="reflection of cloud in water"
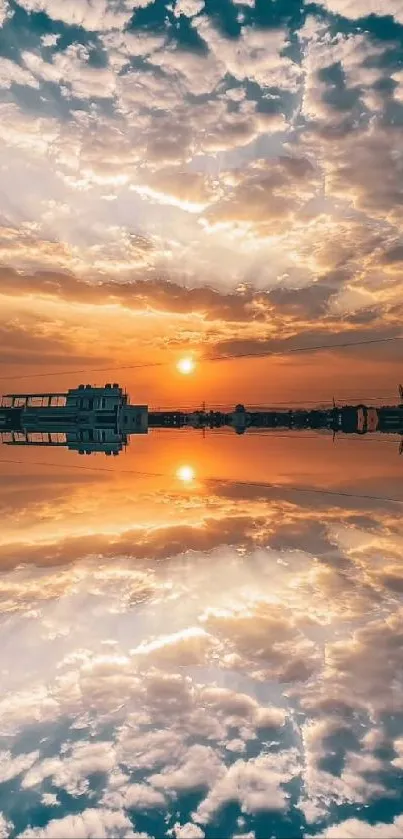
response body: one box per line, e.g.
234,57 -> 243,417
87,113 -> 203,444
0,443 -> 402,837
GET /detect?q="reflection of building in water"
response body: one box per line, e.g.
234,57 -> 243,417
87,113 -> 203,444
2,428 -> 126,456
0,384 -> 147,455
0,382 -> 402,455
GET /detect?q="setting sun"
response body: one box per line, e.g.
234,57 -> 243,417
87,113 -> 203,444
176,465 -> 195,483
176,357 -> 195,375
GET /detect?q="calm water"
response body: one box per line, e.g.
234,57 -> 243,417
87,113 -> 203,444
0,431 -> 402,838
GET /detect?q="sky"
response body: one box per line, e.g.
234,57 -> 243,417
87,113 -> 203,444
0,0 -> 402,403
0,434 -> 403,838
0,3 -> 403,835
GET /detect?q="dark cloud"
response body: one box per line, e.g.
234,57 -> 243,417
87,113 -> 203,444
267,284 -> 334,318
380,244 -> 403,264
0,320 -> 100,367
209,326 -> 403,362
210,480 -> 403,513
0,265 -> 273,323
208,156 -> 320,233
0,514 -> 271,571
269,519 -> 336,556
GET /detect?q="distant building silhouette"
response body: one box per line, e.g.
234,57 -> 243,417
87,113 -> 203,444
1,383 -> 402,454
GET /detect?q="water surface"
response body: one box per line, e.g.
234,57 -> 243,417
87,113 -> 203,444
0,433 -> 402,838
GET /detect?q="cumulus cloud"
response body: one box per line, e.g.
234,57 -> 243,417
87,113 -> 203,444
193,750 -> 300,824
313,814 -> 403,838
298,20 -> 403,240
0,749 -> 39,783
0,0 -> 10,27
0,482 -> 401,836
208,156 -> 320,235
41,794 -> 60,807
0,685 -> 61,736
199,686 -> 286,731
132,627 -> 218,668
0,56 -> 39,89
0,0 -> 400,361
15,0 -> 153,32
22,741 -> 116,796
169,824 -> 205,839
22,45 -> 117,100
149,744 -> 225,793
116,727 -> 185,772
103,781 -> 166,811
314,0 -> 403,24
172,0 -> 205,18
17,807 -> 137,838
309,608 -> 403,715
194,16 -> 300,92
201,600 -> 320,682
298,717 -> 389,820
0,813 -> 13,839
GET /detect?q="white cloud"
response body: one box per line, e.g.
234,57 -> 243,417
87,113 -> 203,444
207,156 -> 320,236
103,782 -> 166,811
315,0 -> 403,25
0,813 -> 13,839
0,684 -> 60,736
361,728 -> 386,752
299,24 -> 386,124
0,56 -> 39,89
147,42 -> 224,97
199,685 -> 286,731
15,0 -> 154,32
149,744 -> 225,793
194,16 -> 300,91
169,823 -> 205,838
41,34 -> 60,47
17,808 -> 136,838
225,738 -> 246,753
0,0 -> 10,27
0,750 -> 39,783
0,507 -> 402,837
172,0 -> 204,17
22,741 -> 116,796
131,626 -> 217,666
101,29 -> 166,67
116,728 -> 185,772
313,815 -> 403,838
22,45 -> 117,100
194,750 -> 299,824
41,794 -> 60,807
391,736 -> 403,770
298,717 -> 389,821
201,598 -> 319,681
0,102 -> 59,156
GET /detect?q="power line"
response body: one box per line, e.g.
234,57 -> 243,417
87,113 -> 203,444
146,428 -> 400,445
0,457 -> 402,505
203,430 -> 399,444
0,334 -> 401,382
149,396 -> 398,409
209,334 -> 403,361
0,361 -> 163,382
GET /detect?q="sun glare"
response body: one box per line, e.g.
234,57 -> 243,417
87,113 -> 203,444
176,465 -> 195,483
177,357 -> 195,375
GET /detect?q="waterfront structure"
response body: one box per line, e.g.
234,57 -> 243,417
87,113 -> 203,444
0,384 -> 147,454
0,383 -> 402,455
